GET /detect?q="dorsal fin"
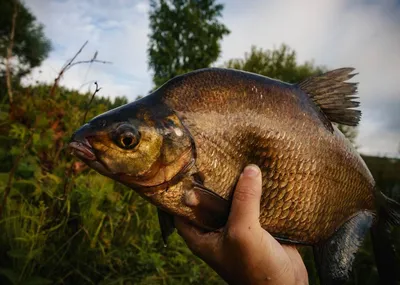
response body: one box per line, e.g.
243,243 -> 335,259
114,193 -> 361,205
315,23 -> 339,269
298,68 -> 361,127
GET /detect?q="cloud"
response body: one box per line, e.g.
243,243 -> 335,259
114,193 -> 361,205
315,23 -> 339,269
23,0 -> 152,99
23,0 -> 400,157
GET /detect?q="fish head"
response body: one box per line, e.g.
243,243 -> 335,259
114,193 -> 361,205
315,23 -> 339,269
69,99 -> 194,192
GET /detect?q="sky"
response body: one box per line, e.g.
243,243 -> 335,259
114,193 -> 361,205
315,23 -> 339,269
23,0 -> 400,157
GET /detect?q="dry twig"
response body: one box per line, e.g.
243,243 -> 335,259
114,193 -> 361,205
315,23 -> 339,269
57,44 -> 109,199
82,81 -> 102,124
61,82 -> 101,198
49,41 -> 111,97
5,0 -> 19,106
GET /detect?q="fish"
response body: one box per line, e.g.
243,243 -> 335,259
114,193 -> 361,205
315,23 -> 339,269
69,68 -> 400,284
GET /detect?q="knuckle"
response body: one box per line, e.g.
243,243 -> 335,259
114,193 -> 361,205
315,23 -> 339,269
225,226 -> 246,243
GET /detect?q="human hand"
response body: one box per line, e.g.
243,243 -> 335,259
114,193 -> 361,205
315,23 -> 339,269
174,165 -> 308,285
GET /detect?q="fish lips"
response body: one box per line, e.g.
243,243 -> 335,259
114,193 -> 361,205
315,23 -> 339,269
68,140 -> 114,177
69,141 -> 96,161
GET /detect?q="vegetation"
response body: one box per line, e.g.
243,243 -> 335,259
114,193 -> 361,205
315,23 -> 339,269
0,84 -> 223,285
0,0 -> 51,71
0,1 -> 399,284
148,0 -> 230,87
0,0 -> 51,105
224,45 -> 325,83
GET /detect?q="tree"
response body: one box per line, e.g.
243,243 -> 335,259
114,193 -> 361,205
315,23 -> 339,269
0,0 -> 51,81
225,44 -> 326,83
336,124 -> 358,145
224,44 -> 358,144
148,0 -> 230,87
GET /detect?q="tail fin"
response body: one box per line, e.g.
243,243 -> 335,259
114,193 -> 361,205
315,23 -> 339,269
371,192 -> 400,285
381,193 -> 400,226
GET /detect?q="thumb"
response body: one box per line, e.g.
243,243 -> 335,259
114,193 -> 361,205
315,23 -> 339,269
227,164 -> 262,228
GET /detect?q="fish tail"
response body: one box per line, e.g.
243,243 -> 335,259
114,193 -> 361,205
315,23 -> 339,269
371,191 -> 400,285
380,192 -> 400,226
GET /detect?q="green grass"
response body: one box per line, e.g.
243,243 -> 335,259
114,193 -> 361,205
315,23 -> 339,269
0,87 -> 223,285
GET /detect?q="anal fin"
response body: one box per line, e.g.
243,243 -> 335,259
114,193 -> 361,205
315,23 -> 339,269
157,208 -> 175,246
313,211 -> 374,285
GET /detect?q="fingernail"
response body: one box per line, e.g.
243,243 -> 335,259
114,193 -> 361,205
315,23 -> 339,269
243,165 -> 260,177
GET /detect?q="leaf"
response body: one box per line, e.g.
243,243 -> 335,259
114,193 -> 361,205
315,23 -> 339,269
45,222 -> 63,233
13,180 -> 38,195
13,237 -> 30,243
32,133 -> 41,146
0,110 -> 9,122
7,249 -> 27,259
9,123 -> 27,141
21,276 -> 53,285
35,116 -> 49,128
0,173 -> 9,187
0,268 -> 19,284
27,248 -> 44,261
44,173 -> 61,184
10,146 -> 22,156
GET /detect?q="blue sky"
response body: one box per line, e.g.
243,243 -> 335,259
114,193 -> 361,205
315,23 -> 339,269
24,0 -> 400,157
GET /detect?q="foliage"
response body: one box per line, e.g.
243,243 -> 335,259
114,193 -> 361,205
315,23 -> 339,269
148,0 -> 230,88
0,0 -> 51,79
224,44 -> 358,144
336,124 -> 358,146
224,44 -> 325,83
0,85 -> 223,285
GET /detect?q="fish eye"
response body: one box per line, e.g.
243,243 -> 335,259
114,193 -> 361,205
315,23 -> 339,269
165,118 -> 175,126
114,125 -> 140,150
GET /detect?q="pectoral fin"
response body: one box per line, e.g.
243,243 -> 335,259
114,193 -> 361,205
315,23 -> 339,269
157,208 -> 175,246
183,181 -> 230,230
313,211 -> 374,285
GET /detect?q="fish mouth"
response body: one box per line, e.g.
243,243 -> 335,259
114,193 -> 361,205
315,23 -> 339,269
69,140 -> 96,161
69,140 -> 115,177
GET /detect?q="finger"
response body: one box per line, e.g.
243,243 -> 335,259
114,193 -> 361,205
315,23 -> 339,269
174,217 -> 220,258
284,245 -> 308,279
228,164 -> 262,227
174,216 -> 205,241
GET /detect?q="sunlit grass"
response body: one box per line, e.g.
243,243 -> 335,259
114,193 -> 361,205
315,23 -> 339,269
0,89 -> 223,285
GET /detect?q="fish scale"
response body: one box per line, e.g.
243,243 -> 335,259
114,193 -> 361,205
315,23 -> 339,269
183,107 -> 373,243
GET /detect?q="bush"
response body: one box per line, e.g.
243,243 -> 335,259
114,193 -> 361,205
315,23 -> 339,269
0,86 -> 223,284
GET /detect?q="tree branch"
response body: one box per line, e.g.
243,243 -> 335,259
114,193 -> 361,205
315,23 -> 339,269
70,59 -> 112,68
82,81 -> 101,124
5,0 -> 19,106
49,42 -> 111,98
49,41 -> 88,98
